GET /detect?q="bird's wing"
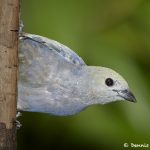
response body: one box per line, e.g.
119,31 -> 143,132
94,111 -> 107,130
20,33 -> 86,66
19,33 -> 86,87
18,33 -> 86,114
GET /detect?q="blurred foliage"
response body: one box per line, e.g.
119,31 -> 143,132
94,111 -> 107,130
18,0 -> 150,149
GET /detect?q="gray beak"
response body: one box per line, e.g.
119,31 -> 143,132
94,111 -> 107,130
113,89 -> 136,103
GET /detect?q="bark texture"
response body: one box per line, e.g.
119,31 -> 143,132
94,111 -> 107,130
0,0 -> 19,149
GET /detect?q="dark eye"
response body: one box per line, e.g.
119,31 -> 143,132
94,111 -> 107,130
105,78 -> 114,87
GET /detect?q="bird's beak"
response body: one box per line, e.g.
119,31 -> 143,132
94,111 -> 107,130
114,89 -> 136,103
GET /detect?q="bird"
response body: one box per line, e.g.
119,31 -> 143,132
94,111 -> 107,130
17,33 -> 136,116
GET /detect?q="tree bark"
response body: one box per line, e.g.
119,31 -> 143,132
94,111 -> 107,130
0,0 -> 19,149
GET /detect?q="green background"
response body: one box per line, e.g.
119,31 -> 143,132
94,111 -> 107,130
18,0 -> 150,149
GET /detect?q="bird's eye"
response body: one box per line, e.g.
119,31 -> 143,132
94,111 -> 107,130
105,78 -> 114,87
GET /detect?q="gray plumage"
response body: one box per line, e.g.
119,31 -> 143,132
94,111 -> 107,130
18,33 -> 136,116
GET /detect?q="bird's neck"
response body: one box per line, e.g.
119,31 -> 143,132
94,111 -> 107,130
79,66 -> 110,105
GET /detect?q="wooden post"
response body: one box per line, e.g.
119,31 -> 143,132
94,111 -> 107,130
0,0 -> 19,149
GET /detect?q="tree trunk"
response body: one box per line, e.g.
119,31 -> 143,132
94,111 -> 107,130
0,0 -> 19,149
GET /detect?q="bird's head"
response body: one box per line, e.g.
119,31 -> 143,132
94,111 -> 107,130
85,66 -> 136,104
